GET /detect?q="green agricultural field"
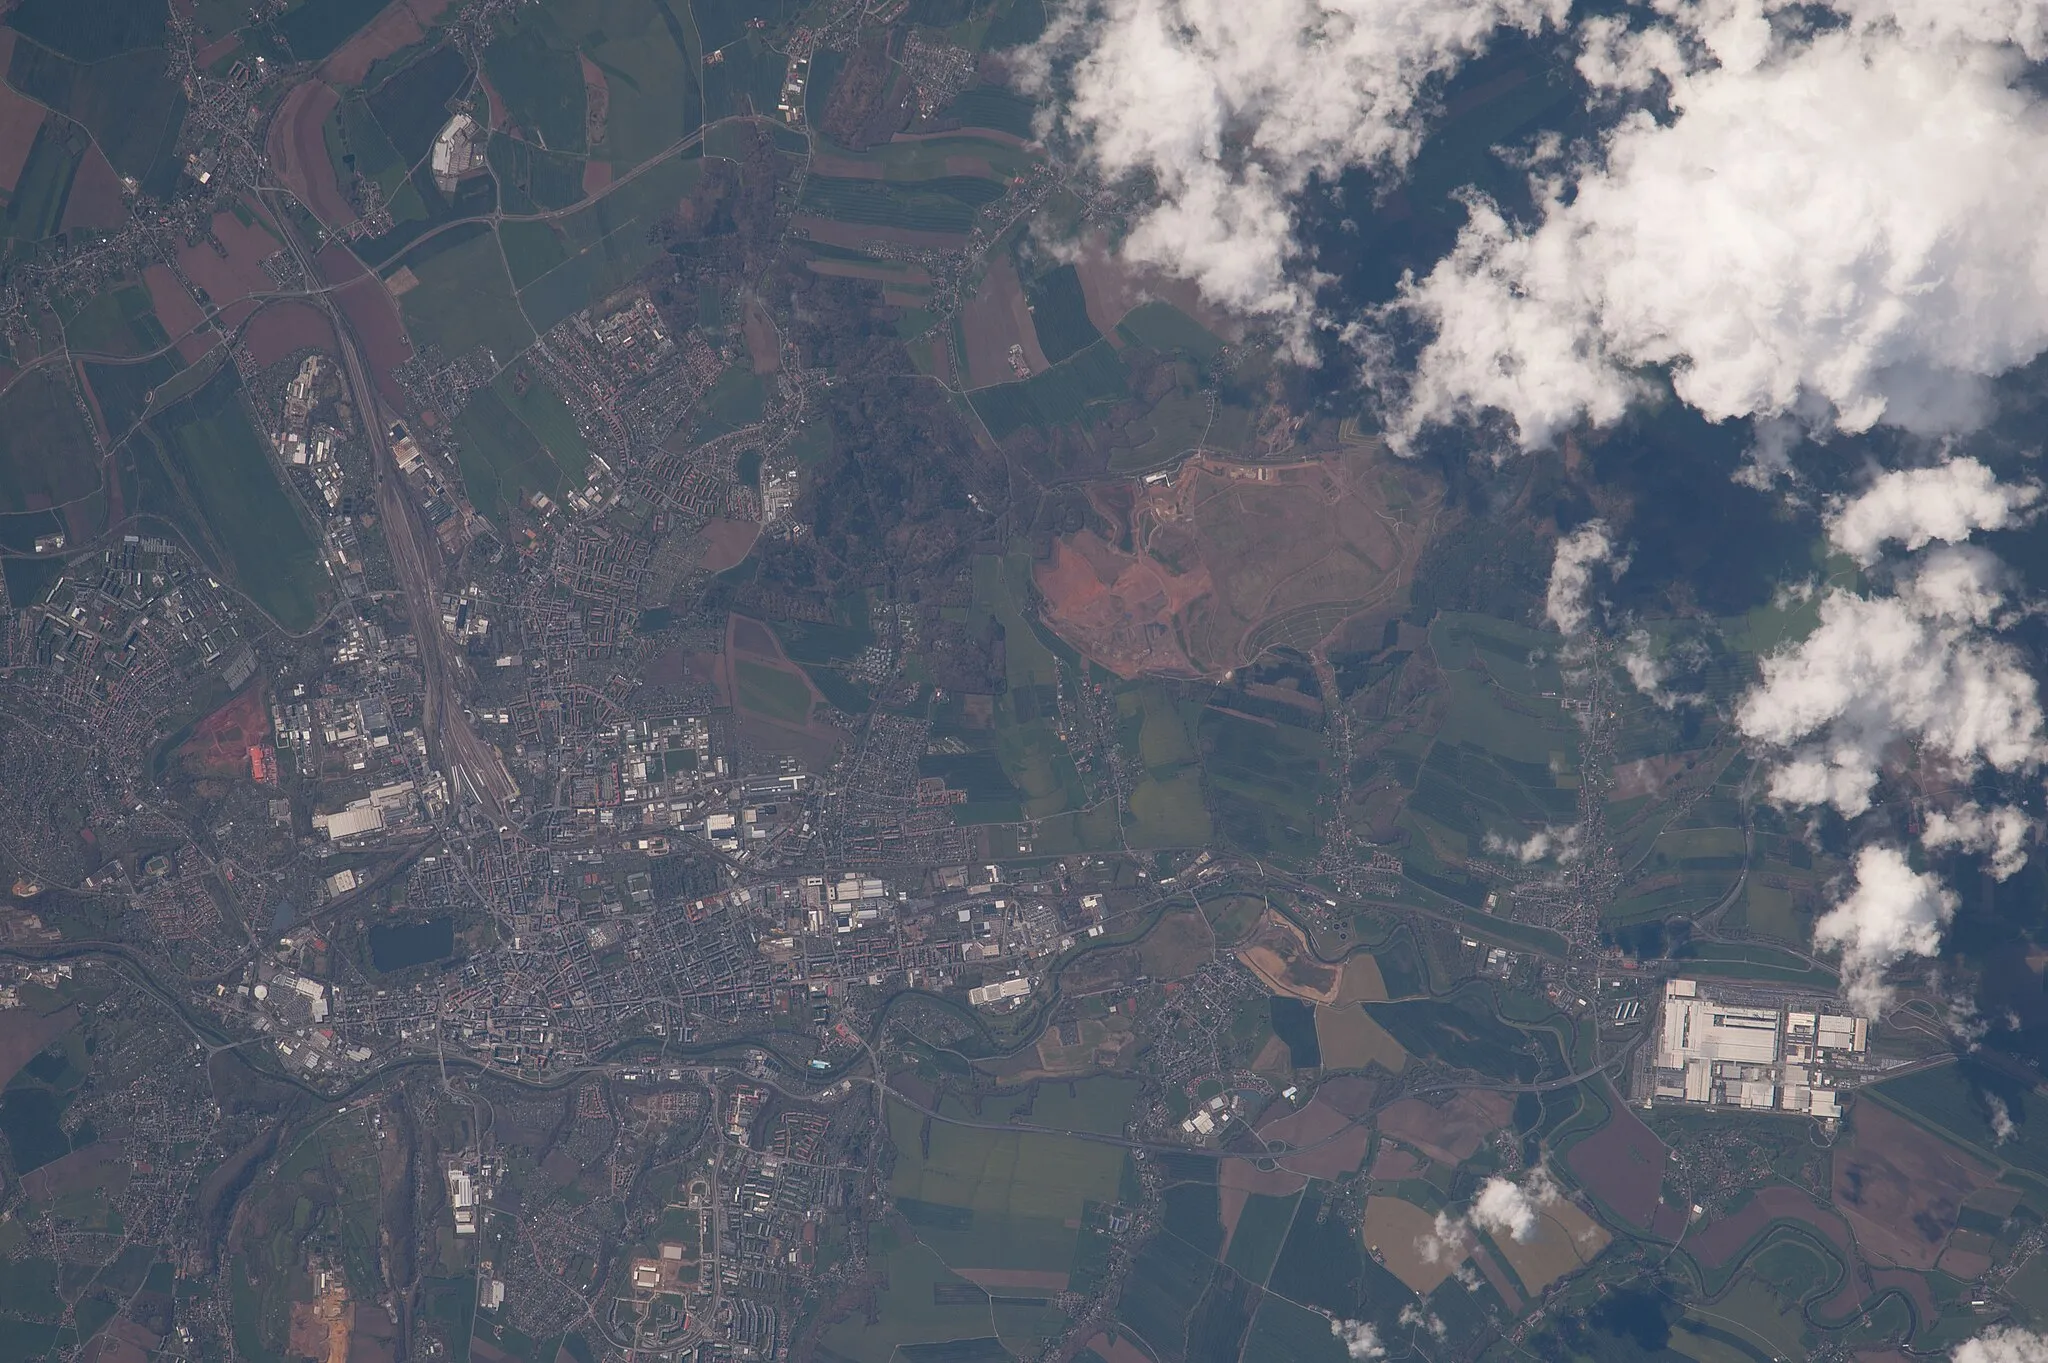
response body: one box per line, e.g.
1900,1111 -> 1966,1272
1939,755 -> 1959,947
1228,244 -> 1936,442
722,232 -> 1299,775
454,387 -> 566,523
489,136 -> 588,215
491,366 -> 588,484
944,85 -> 1038,138
1115,300 -> 1226,360
887,1098 -> 1127,1274
798,174 -> 1005,233
274,0 -> 388,60
0,369 -> 101,514
1366,990 -> 1542,1083
689,364 -> 766,441
971,339 -> 1131,440
1199,707 -> 1329,865
0,116 -> 80,242
701,34 -> 787,122
482,0 -> 698,165
824,134 -> 1038,183
1117,685 -> 1197,770
516,156 -> 701,333
1223,1191 -> 1299,1284
1013,1076 -> 1140,1136
968,554 -> 1088,819
7,0 -> 165,63
483,9 -> 587,154
393,224 -> 534,361
61,281 -> 169,356
365,44 -> 471,167
1023,263 -> 1101,363
1126,768 -> 1211,848
819,1233 -> 1011,1363
147,367 -> 323,630
735,661 -> 813,725
337,94 -> 409,198
7,38 -> 186,195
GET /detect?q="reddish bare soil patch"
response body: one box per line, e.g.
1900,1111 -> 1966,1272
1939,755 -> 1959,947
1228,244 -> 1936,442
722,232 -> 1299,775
1037,448 -> 1439,680
1832,1099 -> 1993,1270
144,265 -> 208,348
0,1004 -> 78,1089
1565,1104 -> 1669,1230
178,208 -> 282,308
1612,754 -> 1691,801
240,300 -> 336,367
59,145 -> 125,233
195,35 -> 240,67
21,1140 -> 129,1201
961,250 -> 1046,387
579,54 -> 608,148
1375,1090 -> 1514,1166
1369,1143 -> 1427,1181
1257,1098 -> 1370,1179
320,0 -> 458,87
0,36 -> 46,195
320,247 -> 414,408
269,81 -> 354,232
731,614 -> 779,655
700,518 -> 761,571
1071,226 -> 1243,341
176,686 -> 272,779
1079,1331 -> 1152,1363
1471,1243 -> 1524,1310
790,215 -> 967,251
742,298 -> 780,374
582,159 -> 612,195
1691,1185 -> 1852,1271
1315,1073 -> 1388,1118
955,1268 -> 1067,1291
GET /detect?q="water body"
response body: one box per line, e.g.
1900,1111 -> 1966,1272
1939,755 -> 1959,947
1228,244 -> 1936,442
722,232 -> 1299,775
369,918 -> 455,972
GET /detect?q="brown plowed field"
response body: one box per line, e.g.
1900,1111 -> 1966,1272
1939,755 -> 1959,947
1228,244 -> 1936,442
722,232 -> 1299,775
960,250 -> 1045,387
320,247 -> 415,407
1036,447 -> 1440,679
144,266 -> 213,361
269,80 -> 354,231
320,0 -> 460,86
60,146 -> 126,232
790,215 -> 967,251
1071,226 -> 1241,340
1564,1103 -> 1669,1230
1255,1097 -> 1370,1179
240,300 -> 336,367
700,518 -> 760,571
1375,1090 -> 1513,1166
178,207 -> 283,308
1690,1184 -> 1851,1271
1832,1099 -> 1993,1270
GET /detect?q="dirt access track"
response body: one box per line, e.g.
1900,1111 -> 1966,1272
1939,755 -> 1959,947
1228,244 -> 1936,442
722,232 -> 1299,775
1035,444 -> 1442,678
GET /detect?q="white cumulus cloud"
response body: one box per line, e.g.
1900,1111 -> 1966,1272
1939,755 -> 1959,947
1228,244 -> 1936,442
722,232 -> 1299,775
1485,825 -> 1580,863
1469,1170 -> 1558,1241
1814,844 -> 1958,1017
1735,547 -> 2046,818
1389,18 -> 2048,449
1824,458 -> 2041,565
1331,1319 -> 1386,1361
1547,520 -> 1621,635
1922,801 -> 2033,880
1420,1170 -> 1559,1265
1019,0 -> 1569,328
1988,1094 -> 2019,1145
1955,1328 -> 2048,1363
